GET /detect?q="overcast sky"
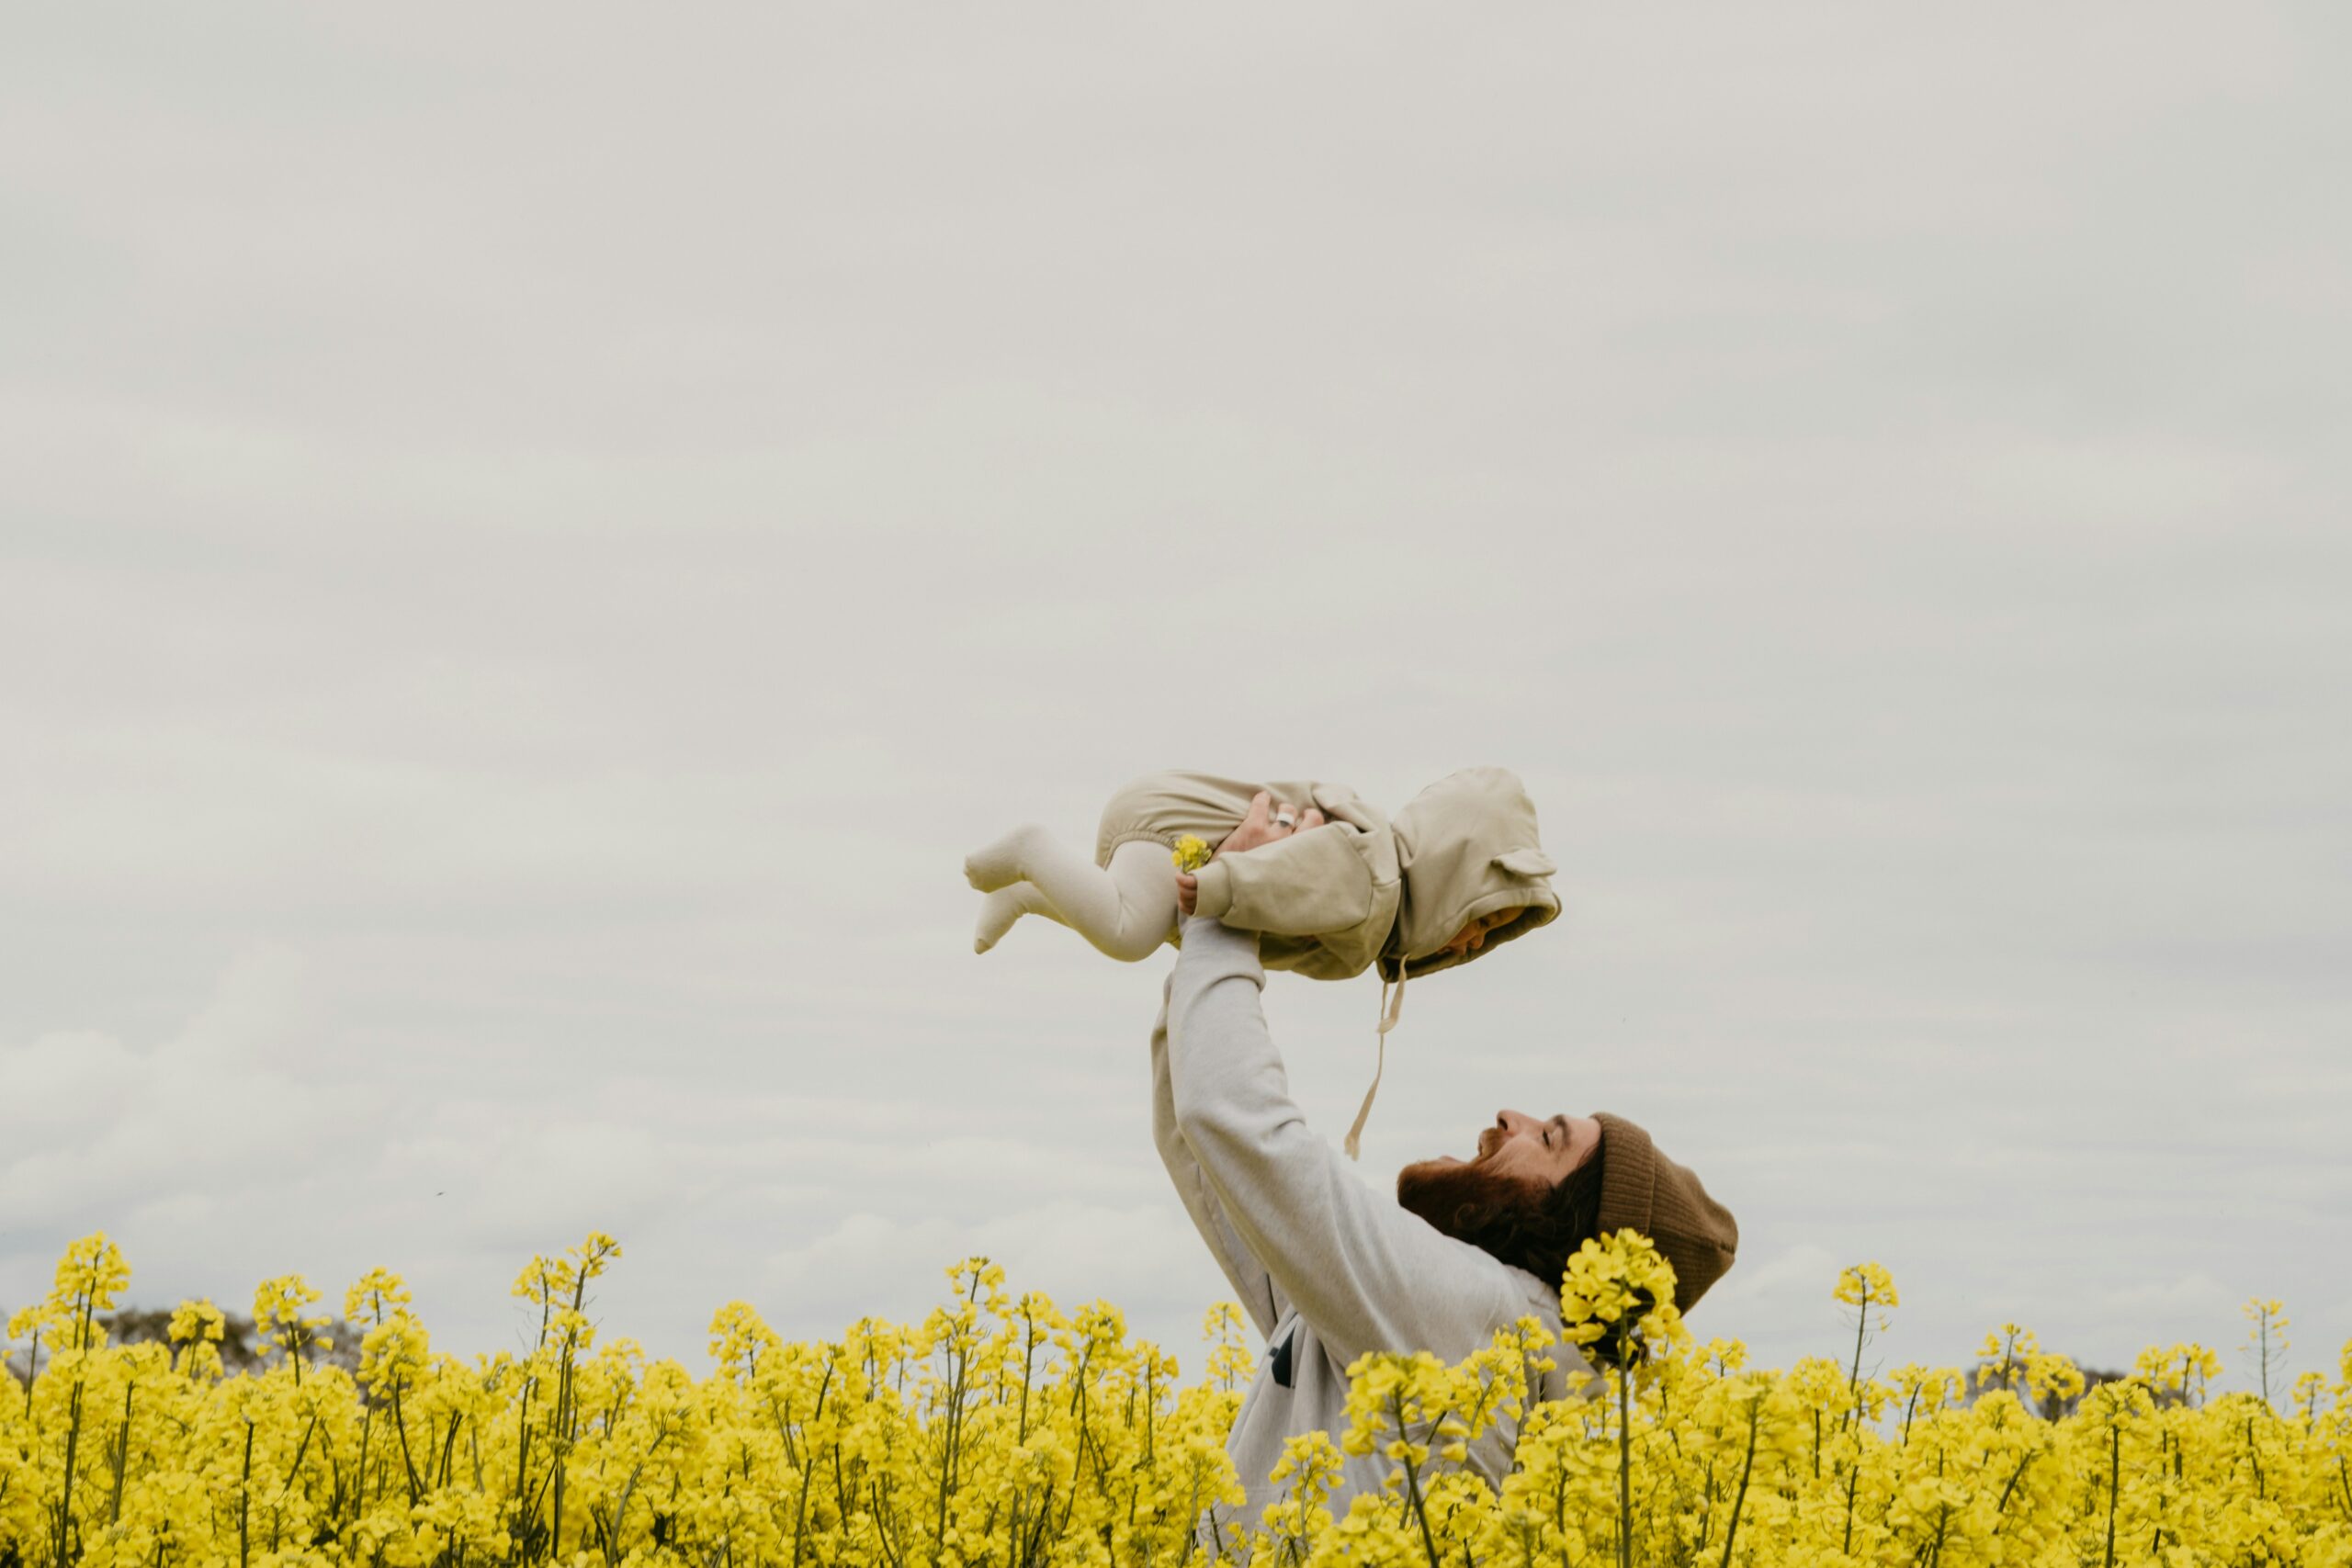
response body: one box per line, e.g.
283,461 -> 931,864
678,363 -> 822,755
5,5 -> 2346,1392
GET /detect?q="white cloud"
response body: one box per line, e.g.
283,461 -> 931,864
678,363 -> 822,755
1711,1245 -> 1843,1308
0,942 -> 335,1220
2093,1273 -> 2237,1324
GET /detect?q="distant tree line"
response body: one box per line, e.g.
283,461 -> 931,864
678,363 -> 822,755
6,1314 -> 2173,1424
1965,1359 -> 2194,1418
5,1305 -> 365,1386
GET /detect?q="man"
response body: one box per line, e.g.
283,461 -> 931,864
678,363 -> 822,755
1155,793 -> 1739,1530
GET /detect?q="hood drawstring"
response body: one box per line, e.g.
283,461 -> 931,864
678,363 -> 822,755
1342,962 -> 1408,1160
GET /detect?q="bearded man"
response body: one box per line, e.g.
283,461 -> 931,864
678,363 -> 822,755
1153,794 -> 1739,1535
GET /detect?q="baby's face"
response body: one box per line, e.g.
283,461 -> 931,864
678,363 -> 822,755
1440,907 -> 1525,959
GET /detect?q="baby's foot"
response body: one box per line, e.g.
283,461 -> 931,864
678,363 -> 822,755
964,824 -> 1046,893
973,883 -> 1042,953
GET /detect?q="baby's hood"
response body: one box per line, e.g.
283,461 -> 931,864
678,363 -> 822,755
1384,766 -> 1562,980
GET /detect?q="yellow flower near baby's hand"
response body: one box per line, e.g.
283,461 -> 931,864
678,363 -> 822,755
1171,835 -> 1211,873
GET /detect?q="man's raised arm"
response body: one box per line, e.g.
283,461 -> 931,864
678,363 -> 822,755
1163,912 -> 1526,1372
1150,971 -> 1286,1339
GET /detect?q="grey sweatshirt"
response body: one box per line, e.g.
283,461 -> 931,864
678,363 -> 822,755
1152,915 -> 1587,1538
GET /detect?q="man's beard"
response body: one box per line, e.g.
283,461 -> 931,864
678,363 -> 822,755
1396,1134 -> 1541,1247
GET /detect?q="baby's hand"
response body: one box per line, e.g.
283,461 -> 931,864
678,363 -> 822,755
1179,791 -> 1326,917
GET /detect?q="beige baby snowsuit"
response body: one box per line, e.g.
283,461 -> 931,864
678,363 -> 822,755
1097,767 -> 1563,1154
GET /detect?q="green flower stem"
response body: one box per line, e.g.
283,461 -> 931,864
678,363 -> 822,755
108,1378 -> 135,1527
1618,1368 -> 1634,1568
2102,1422 -> 2121,1568
1717,1388 -> 1764,1568
239,1416 -> 254,1568
1845,1282 -> 1871,1428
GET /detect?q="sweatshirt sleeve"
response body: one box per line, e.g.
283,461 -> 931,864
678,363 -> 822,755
1189,822 -> 1376,937
1164,915 -> 1524,1372
1151,972 -> 1288,1340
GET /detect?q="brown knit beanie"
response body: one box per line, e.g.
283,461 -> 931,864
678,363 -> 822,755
1590,1112 -> 1740,1314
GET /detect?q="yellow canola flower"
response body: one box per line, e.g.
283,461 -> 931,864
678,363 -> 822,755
2023,1348 -> 2086,1411
165,1297 -> 224,1346
2135,1339 -> 2223,1404
344,1265 -> 413,1325
1560,1228 -> 1689,1371
1172,835 -> 1212,873
252,1271 -> 331,1380
40,1231 -> 132,1352
166,1297 -> 227,1380
1833,1260 -> 1899,1311
3,1232 -> 2347,1568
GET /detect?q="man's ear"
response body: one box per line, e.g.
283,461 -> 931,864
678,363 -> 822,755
1494,849 -> 1555,877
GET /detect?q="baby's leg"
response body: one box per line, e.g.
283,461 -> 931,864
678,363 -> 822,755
965,823 -> 1057,892
970,838 -> 1177,961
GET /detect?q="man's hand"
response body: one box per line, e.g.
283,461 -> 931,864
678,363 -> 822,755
1176,791 -> 1327,917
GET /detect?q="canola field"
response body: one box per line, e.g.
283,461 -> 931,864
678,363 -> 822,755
4,1231 -> 2346,1567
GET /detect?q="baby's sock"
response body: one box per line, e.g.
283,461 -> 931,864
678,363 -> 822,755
973,882 -> 1060,953
964,824 -> 1048,893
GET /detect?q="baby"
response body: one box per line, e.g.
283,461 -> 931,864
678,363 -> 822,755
964,768 -> 1560,1154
